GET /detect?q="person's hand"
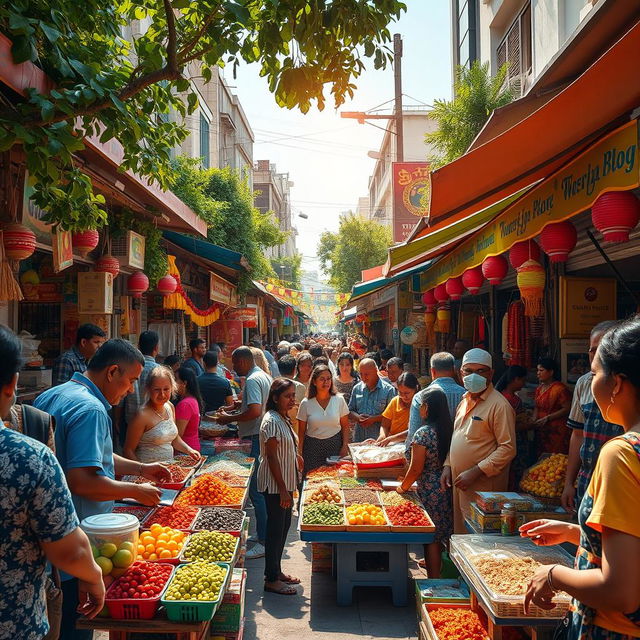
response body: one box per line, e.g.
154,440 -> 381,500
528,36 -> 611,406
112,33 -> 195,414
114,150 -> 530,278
396,484 -> 405,495
533,416 -> 549,428
132,483 -> 163,506
357,413 -> 368,423
524,565 -> 557,614
77,576 -> 106,619
561,483 -> 576,513
454,466 -> 482,491
186,447 -> 201,462
360,415 -> 377,427
142,462 -> 171,484
296,454 -> 304,473
377,437 -> 390,447
440,466 -> 452,491
279,489 -> 292,509
339,445 -> 349,458
519,519 -> 573,546
216,412 -> 234,425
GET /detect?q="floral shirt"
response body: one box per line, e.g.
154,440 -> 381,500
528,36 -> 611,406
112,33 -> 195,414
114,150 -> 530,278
0,427 -> 78,639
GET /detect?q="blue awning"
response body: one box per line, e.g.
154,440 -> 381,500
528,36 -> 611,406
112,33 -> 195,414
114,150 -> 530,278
350,260 -> 433,302
163,231 -> 248,272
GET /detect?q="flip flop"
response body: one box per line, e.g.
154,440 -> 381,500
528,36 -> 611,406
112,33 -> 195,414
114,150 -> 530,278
264,583 -> 297,596
279,574 -> 301,584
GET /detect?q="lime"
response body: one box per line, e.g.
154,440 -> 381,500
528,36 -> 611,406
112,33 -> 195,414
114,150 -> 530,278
119,541 -> 135,553
95,556 -> 113,576
91,544 -> 100,559
112,549 -> 133,568
99,543 -> 118,558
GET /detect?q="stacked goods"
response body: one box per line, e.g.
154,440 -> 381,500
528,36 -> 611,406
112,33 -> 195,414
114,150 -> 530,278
428,609 -> 489,640
469,503 -> 525,534
183,530 -> 237,562
107,562 -> 173,600
343,489 -> 380,505
475,492 -> 534,513
112,506 -> 154,522
306,484 -> 342,504
164,562 -> 227,601
145,505 -> 199,530
346,503 -> 386,526
176,475 -> 244,506
302,503 -> 344,526
194,508 -> 245,532
137,525 -> 187,561
386,502 -> 433,528
520,454 -> 568,498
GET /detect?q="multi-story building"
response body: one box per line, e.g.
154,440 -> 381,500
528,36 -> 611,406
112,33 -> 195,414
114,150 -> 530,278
253,160 -> 297,261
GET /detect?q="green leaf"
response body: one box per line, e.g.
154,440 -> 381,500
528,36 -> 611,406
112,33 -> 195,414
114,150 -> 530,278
187,92 -> 199,113
11,35 -> 36,63
224,1 -> 251,24
41,23 -> 62,42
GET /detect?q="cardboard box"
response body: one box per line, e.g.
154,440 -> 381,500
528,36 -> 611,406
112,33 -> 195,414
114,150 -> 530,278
211,569 -> 245,633
78,272 -> 113,314
474,491 -> 534,513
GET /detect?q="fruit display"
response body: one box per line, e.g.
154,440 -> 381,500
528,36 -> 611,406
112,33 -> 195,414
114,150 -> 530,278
346,503 -> 386,526
306,465 -> 338,480
176,475 -> 245,507
193,507 -> 245,532
106,562 -> 173,600
386,502 -> 433,528
182,530 -> 238,563
137,525 -> 188,561
305,484 -> 342,504
342,489 -> 380,505
428,608 -> 489,640
302,502 -> 344,526
112,506 -> 154,523
164,562 -> 228,602
520,454 -> 568,498
145,505 -> 199,530
93,540 -> 137,577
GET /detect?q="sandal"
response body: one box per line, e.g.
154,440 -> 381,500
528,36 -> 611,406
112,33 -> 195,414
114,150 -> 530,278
264,582 -> 297,596
279,573 -> 301,584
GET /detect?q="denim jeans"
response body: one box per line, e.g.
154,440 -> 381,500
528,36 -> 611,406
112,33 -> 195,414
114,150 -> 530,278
247,434 -> 267,542
263,491 -> 292,582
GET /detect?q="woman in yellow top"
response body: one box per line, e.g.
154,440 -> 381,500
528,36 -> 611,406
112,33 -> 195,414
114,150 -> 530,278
377,372 -> 420,447
521,317 -> 640,640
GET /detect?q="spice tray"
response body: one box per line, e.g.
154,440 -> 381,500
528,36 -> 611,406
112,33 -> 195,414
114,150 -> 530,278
141,507 -> 201,533
449,534 -> 573,619
178,533 -> 240,567
192,508 -> 247,536
158,467 -> 195,491
421,603 -> 490,640
299,501 -> 346,532
161,562 -> 231,622
169,455 -> 205,470
382,505 -> 436,533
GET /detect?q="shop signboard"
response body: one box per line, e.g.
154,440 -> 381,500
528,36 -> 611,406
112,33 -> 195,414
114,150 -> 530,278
392,162 -> 431,243
211,320 -> 243,361
561,338 -> 590,386
225,306 -> 257,328
419,121 -> 640,289
77,271 -> 113,314
397,290 -> 413,309
209,271 -> 237,306
369,285 -> 397,310
559,276 -> 616,339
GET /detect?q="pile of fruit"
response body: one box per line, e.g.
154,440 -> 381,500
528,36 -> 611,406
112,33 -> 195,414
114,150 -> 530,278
107,562 -> 173,600
194,507 -> 244,531
346,503 -> 386,526
208,470 -> 248,486
164,562 -> 227,602
176,475 -> 244,506
386,502 -> 432,527
92,540 -> 136,577
428,609 -> 489,640
112,506 -> 153,522
306,484 -> 342,504
520,454 -> 568,498
146,505 -> 199,530
182,530 -> 237,562
137,525 -> 187,561
302,502 -> 344,526
343,489 -> 379,505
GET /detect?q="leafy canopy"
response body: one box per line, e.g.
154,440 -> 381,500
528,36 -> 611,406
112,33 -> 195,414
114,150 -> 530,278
271,252 -> 302,289
425,61 -> 513,168
0,0 -> 406,230
317,213 -> 391,293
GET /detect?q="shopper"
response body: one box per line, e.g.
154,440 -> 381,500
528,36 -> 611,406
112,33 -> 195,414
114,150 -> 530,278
521,317 -> 640,639
533,357 -> 572,455
183,338 -> 207,376
257,378 -> 302,596
52,323 -> 106,385
277,355 -> 306,434
298,365 -> 350,473
309,343 -> 336,376
398,387 -> 453,577
384,356 -> 404,389
562,321 -> 623,512
334,352 -> 359,405
379,348 -> 394,371
253,337 -> 280,378
163,354 -> 181,373
199,350 -> 234,413
378,372 -> 420,446
441,348 -> 516,533
175,366 -> 204,453
295,352 -> 314,388
250,345 -> 272,375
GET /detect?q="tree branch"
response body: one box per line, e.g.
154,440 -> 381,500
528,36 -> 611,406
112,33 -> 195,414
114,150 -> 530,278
181,42 -> 218,66
163,0 -> 178,73
178,5 -> 222,61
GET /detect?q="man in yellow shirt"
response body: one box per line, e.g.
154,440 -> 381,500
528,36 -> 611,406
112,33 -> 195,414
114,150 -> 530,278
441,348 -> 516,533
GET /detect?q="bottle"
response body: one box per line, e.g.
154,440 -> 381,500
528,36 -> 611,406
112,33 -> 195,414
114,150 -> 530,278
501,503 -> 517,536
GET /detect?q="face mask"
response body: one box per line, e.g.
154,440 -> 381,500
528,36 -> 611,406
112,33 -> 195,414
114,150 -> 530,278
463,373 -> 488,394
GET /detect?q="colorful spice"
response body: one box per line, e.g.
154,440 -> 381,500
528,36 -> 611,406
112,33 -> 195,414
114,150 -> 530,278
429,609 -> 488,640
386,502 -> 432,527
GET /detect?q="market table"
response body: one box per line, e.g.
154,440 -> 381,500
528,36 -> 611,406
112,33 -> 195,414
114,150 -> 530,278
77,615 -> 210,640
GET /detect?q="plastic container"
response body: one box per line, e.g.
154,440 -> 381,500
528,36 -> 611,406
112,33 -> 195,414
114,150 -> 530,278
81,513 -> 140,579
500,503 -> 518,536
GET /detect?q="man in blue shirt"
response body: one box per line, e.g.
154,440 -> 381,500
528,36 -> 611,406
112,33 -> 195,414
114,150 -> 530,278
183,337 -> 207,376
348,358 -> 396,442
407,352 -> 465,446
199,350 -> 234,413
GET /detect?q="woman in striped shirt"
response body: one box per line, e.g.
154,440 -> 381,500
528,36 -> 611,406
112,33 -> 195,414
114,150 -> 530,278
257,378 -> 303,596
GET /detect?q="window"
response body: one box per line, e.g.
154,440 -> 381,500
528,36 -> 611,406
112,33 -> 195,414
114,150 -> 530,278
199,113 -> 210,169
455,0 -> 478,69
497,2 -> 532,97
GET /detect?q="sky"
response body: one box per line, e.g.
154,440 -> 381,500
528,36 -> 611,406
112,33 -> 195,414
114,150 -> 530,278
225,1 -> 452,281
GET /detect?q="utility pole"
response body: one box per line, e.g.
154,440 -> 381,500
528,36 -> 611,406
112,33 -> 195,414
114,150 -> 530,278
393,33 -> 404,162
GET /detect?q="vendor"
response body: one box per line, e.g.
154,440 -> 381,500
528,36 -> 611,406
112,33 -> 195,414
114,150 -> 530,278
521,317 -> 640,640
377,372 -> 420,447
52,323 -> 106,386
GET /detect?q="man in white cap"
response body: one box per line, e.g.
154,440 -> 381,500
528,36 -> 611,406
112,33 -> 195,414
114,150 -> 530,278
441,348 -> 516,533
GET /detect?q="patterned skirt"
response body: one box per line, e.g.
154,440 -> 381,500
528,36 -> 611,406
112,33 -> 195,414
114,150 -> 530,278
303,432 -> 343,475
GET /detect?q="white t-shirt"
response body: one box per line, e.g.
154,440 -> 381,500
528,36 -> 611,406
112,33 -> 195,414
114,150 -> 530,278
297,394 -> 349,439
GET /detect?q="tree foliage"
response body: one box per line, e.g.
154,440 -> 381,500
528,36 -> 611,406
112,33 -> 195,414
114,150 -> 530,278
271,252 -> 302,289
425,61 -> 513,168
0,0 -> 406,230
317,213 -> 391,293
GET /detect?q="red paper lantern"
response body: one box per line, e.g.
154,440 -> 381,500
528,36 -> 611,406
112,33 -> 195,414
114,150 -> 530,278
445,276 -> 465,301
592,191 -> 640,243
421,289 -> 437,311
482,254 -> 509,285
509,239 -> 540,269
462,266 -> 484,294
434,283 -> 449,303
540,221 -> 578,262
157,274 -> 177,295
94,254 -> 120,277
2,223 -> 36,261
127,271 -> 149,298
72,230 -> 99,257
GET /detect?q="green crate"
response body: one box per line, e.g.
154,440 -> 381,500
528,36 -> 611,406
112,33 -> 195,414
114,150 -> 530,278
161,562 -> 231,623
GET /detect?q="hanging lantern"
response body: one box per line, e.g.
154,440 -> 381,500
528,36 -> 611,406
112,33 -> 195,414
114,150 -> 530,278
540,221 -> 578,262
434,282 -> 449,303
517,259 -> 546,317
509,239 -> 540,269
436,306 -> 451,334
591,191 -> 640,243
72,230 -> 100,257
462,266 -> 484,294
2,223 -> 36,261
157,274 -> 178,296
127,271 -> 149,298
445,276 -> 465,301
94,254 -> 120,277
421,289 -> 437,311
482,255 -> 509,285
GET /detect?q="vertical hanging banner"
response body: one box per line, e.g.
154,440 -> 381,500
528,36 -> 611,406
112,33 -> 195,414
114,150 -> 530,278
392,162 -> 431,243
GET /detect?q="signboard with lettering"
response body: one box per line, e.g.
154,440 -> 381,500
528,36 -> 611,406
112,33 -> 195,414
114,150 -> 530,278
559,276 -> 616,338
419,121 -> 639,290
392,162 -> 431,243
209,271 -> 237,306
225,306 -> 257,327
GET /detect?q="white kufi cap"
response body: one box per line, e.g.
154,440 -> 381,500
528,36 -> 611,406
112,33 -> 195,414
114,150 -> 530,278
462,348 -> 492,368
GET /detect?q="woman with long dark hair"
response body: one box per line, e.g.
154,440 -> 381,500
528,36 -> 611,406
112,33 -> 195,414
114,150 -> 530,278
334,352 -> 359,405
175,366 -> 204,453
295,352 -> 314,388
397,387 -> 453,577
257,378 -> 301,596
377,372 -> 420,446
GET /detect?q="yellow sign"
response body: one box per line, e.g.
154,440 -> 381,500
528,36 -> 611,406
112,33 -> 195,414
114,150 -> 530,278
559,277 -> 617,338
420,121 -> 639,290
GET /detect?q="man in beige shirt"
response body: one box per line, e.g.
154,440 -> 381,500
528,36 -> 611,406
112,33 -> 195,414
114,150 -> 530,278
441,348 -> 516,533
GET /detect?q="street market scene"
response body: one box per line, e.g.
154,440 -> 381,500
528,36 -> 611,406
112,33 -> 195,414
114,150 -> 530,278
1,1 -> 640,639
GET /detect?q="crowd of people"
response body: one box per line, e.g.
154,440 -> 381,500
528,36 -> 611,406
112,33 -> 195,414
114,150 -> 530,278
1,317 -> 639,639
